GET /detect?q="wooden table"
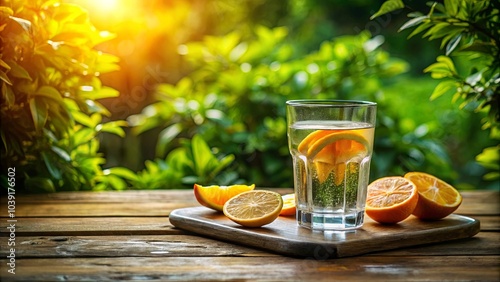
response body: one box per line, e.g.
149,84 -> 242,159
1,189 -> 499,281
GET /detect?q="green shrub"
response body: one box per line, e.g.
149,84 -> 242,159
372,0 -> 500,183
129,26 -> 456,188
1,0 -> 126,192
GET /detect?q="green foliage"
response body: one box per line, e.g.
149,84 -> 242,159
0,0 -> 126,192
373,0 -> 500,181
129,25 -> 456,187
103,135 -> 236,189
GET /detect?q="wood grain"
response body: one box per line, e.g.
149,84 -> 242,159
1,256 -> 498,282
0,215 -> 496,237
0,217 -> 182,236
0,232 -> 497,259
0,202 -> 188,217
0,189 -> 497,281
2,190 -> 497,217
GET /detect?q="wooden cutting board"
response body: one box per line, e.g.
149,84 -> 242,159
169,207 -> 480,259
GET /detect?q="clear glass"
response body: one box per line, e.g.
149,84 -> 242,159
286,100 -> 377,231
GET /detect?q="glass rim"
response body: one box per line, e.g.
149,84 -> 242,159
286,99 -> 376,107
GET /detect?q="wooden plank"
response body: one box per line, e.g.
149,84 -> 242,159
0,215 -> 497,237
1,256 -> 499,281
2,190 -> 497,218
169,207 -> 481,258
0,190 -> 199,203
0,235 -> 276,258
456,190 -> 500,215
0,202 -> 189,217
0,232 -> 497,259
3,190 -> 496,214
0,217 -> 184,236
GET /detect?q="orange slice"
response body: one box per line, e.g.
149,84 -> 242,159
223,190 -> 283,227
298,129 -> 369,183
279,193 -> 296,216
404,172 -> 462,220
365,176 -> 419,224
194,184 -> 255,212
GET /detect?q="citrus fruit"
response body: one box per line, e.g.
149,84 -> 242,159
297,129 -> 370,183
223,190 -> 283,227
193,184 -> 255,212
365,176 -> 419,224
279,193 -> 296,216
404,172 -> 462,220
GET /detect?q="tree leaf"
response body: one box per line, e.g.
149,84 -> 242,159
399,16 -> 428,32
2,83 -> 15,107
96,121 -> 128,137
156,123 -> 183,157
191,134 -> 216,177
42,152 -> 62,180
407,21 -> 432,38
370,0 -> 404,20
9,16 -> 31,33
0,6 -> 14,16
424,55 -> 457,74
422,22 -> 450,39
24,177 -> 56,193
444,0 -> 458,16
430,80 -> 456,100
5,59 -> 32,80
104,167 -> 139,181
73,111 -> 97,128
51,145 -> 71,162
466,71 -> 483,86
0,70 -> 12,85
35,85 -> 63,102
209,154 -> 235,180
83,86 -> 119,99
0,58 -> 11,70
29,97 -> 48,132
105,175 -> 128,190
445,34 -> 462,55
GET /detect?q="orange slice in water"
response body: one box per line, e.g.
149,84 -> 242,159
404,172 -> 462,220
194,184 -> 255,212
298,129 -> 369,183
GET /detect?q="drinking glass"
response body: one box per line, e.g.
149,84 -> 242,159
286,100 -> 377,231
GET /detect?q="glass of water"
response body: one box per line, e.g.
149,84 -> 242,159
286,100 -> 377,231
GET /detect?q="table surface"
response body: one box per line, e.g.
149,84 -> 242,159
0,188 -> 499,281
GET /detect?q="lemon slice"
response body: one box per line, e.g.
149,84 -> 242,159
223,190 -> 283,227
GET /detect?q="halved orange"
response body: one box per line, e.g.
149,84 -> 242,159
365,176 -> 419,224
223,190 -> 283,227
298,129 -> 370,183
279,193 -> 296,216
404,172 -> 462,220
193,184 -> 255,212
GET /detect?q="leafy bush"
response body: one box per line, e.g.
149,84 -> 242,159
128,26 -> 456,188
104,134 -> 236,190
372,0 -> 500,182
1,0 -> 126,192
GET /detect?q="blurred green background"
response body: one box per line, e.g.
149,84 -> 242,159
2,0 -> 498,192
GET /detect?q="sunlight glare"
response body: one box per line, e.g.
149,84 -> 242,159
99,0 -> 119,11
